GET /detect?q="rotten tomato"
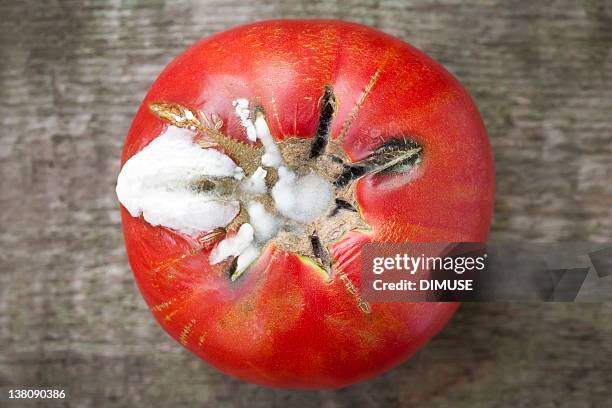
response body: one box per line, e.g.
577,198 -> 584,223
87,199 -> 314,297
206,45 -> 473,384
117,19 -> 494,388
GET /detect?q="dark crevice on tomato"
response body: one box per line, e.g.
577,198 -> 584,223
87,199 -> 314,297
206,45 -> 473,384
330,198 -> 358,216
226,256 -> 240,280
369,138 -> 422,173
334,165 -> 368,187
309,85 -> 337,158
309,230 -> 332,273
334,138 -> 422,188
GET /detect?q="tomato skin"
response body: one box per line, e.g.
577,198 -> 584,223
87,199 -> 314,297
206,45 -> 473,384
120,20 -> 494,388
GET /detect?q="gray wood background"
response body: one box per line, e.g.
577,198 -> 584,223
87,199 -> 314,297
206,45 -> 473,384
1,0 -> 611,407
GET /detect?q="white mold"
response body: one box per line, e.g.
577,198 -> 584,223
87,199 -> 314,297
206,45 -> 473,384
232,98 -> 257,142
116,126 -> 243,237
247,201 -> 279,242
271,167 -> 334,224
210,223 -> 254,264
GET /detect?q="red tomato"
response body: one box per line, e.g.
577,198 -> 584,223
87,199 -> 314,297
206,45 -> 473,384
119,20 -> 494,388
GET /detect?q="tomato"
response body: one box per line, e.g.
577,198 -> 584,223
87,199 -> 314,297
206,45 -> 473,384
118,19 -> 494,389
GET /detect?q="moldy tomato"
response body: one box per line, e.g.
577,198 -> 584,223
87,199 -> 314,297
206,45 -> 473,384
117,19 -> 494,389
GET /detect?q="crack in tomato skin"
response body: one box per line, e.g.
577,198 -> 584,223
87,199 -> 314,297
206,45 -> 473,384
179,319 -> 197,345
335,59 -> 386,148
309,85 -> 337,158
119,19 -> 494,389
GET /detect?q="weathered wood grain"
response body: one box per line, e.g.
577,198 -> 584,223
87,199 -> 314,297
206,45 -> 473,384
1,0 -> 611,407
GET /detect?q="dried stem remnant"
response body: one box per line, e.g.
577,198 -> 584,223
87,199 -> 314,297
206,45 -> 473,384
149,102 -> 263,175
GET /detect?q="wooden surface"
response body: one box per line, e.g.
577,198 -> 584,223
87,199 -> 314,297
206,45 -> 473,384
1,0 -> 611,407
